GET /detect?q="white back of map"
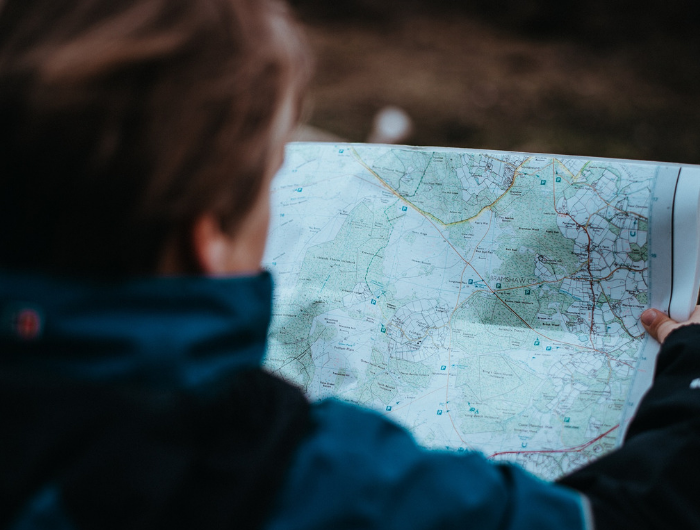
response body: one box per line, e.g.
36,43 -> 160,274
670,166 -> 700,321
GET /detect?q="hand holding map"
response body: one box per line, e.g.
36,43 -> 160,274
642,306 -> 700,344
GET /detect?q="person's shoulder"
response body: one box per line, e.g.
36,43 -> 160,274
266,399 -> 589,530
308,398 -> 416,448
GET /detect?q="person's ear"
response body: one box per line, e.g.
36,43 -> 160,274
191,214 -> 236,274
190,212 -> 266,275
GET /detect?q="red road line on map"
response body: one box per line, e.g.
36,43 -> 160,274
487,424 -> 619,459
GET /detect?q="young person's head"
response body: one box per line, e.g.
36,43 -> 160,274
0,0 -> 310,277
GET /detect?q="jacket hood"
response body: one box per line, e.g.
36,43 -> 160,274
0,270 -> 273,390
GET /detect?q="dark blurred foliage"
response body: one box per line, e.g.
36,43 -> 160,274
290,0 -> 700,163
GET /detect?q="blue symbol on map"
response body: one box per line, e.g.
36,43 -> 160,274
441,365 -> 446,370
280,213 -> 285,217
402,206 -> 407,211
386,406 -> 392,411
540,180 -> 546,185
546,346 -> 552,351
630,231 -> 636,237
522,442 -> 528,448
525,289 -> 530,295
339,149 -> 344,153
371,299 -> 376,305
469,407 -> 475,412
295,188 -> 302,192
534,339 -> 540,346
380,325 -> 386,333
564,417 -> 570,423
437,410 -> 443,415
556,177 -> 561,182
496,283 -> 501,288
468,279 -> 473,284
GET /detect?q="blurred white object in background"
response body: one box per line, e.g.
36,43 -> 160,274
291,105 -> 413,145
367,106 -> 413,144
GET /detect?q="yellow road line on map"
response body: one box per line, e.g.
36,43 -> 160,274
349,146 -> 527,228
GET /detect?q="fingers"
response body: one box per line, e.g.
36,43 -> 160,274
641,309 -> 679,344
641,305 -> 700,344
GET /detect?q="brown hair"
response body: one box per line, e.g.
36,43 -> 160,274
0,0 -> 311,276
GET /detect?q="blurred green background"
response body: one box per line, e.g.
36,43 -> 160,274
290,0 -> 700,164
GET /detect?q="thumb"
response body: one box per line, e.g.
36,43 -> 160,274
641,309 -> 678,344
641,305 -> 700,344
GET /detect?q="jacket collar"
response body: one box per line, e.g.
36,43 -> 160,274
0,271 -> 273,390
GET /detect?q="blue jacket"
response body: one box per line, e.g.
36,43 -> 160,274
0,271 -> 590,529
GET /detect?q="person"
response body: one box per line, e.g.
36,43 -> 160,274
0,0 -> 697,528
